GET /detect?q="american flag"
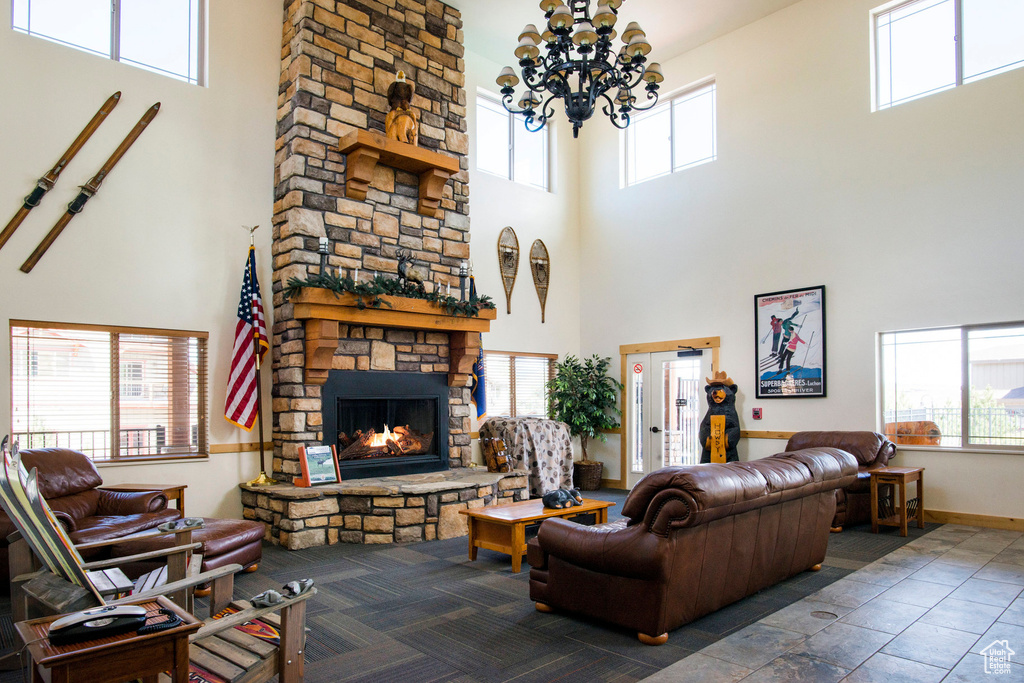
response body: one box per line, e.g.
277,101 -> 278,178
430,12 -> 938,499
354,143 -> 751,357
225,246 -> 269,430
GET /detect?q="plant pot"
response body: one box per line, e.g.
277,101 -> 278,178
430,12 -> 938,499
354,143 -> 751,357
573,460 -> 603,491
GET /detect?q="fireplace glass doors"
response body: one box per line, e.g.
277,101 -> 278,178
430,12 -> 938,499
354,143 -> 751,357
322,371 -> 449,479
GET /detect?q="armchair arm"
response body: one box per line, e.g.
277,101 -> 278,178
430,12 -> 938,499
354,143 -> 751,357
96,489 -> 168,515
81,542 -> 202,570
536,518 -> 666,580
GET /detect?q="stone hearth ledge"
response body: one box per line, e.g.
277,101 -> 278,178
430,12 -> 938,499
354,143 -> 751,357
240,468 -> 530,549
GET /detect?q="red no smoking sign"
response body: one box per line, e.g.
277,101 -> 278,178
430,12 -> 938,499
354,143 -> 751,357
633,363 -> 643,374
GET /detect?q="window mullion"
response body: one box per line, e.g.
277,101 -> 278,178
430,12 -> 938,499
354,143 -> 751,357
110,332 -> 121,460
954,0 -> 963,86
508,114 -> 515,182
960,328 -> 970,446
110,0 -> 120,62
510,355 -> 517,418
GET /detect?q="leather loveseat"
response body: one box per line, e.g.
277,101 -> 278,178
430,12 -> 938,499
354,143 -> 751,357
527,448 -> 857,644
0,447 -> 180,583
785,431 -> 896,531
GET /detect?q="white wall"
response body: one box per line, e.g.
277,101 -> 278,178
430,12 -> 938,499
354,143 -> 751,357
576,0 -> 1024,517
464,49 -> 583,456
0,0 -> 281,518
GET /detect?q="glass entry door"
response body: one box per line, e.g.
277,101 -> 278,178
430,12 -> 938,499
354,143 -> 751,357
626,350 -> 712,489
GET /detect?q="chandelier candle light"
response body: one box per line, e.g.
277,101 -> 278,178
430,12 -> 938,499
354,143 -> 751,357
496,0 -> 663,138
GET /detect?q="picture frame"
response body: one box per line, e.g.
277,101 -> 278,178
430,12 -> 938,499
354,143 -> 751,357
754,285 -> 826,398
297,444 -> 341,487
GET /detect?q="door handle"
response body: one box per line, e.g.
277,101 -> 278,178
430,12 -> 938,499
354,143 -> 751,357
650,426 -> 661,433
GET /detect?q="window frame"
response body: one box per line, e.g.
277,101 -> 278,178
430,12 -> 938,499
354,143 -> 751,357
11,0 -> 207,86
870,0 -> 1024,111
877,320 -> 1024,453
622,77 -> 717,188
10,319 -> 210,463
483,350 -> 557,419
475,90 -> 550,191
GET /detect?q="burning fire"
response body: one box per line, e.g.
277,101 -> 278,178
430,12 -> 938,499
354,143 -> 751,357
368,425 -> 394,448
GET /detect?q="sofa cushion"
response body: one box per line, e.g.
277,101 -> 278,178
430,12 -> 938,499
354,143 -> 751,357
621,448 -> 857,528
20,448 -> 103,499
68,510 -> 181,545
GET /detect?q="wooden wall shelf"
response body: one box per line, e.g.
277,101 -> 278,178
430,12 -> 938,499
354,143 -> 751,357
291,288 -> 493,386
338,130 -> 460,218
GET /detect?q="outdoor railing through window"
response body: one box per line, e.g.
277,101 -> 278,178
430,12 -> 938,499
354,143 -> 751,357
12,426 -> 201,461
883,407 -> 1024,448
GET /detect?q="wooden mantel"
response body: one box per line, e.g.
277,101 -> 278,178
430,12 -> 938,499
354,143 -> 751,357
338,130 -> 461,218
291,288 -> 494,386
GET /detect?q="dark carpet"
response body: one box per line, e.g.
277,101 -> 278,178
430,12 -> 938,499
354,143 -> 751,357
0,489 -> 939,683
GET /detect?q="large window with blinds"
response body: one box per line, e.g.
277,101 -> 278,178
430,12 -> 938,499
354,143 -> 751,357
484,351 -> 556,418
10,321 -> 209,462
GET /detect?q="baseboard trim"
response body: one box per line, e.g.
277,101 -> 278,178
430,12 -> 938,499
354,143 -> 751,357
924,509 -> 1024,531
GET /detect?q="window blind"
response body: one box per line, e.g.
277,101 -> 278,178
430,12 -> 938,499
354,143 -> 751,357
484,352 -> 556,418
11,322 -> 208,461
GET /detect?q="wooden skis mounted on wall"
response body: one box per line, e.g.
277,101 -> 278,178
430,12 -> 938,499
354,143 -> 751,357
530,239 -> 550,323
498,226 -> 519,314
0,92 -> 121,254
21,102 -> 161,273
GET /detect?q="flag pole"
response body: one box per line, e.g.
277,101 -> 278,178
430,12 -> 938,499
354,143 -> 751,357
245,226 -> 277,486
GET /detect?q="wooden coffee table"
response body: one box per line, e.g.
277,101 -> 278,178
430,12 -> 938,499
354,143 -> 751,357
460,498 -> 615,573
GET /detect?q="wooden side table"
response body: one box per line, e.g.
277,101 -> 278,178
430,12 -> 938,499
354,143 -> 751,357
14,595 -> 201,683
460,498 -> 614,573
100,484 -> 187,516
870,466 -> 924,537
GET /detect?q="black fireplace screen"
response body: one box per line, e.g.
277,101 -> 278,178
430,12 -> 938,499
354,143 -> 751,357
321,370 -> 449,479
335,397 -> 437,461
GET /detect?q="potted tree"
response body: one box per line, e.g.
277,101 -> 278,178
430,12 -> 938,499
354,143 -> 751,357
547,355 -> 623,490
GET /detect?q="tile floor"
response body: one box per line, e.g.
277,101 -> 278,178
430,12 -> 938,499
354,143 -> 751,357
644,525 -> 1024,682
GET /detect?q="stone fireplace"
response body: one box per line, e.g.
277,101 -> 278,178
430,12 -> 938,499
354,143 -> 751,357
240,0 -> 529,549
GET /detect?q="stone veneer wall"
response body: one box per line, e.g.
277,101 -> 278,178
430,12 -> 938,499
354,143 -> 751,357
242,472 -> 529,548
270,0 -> 472,484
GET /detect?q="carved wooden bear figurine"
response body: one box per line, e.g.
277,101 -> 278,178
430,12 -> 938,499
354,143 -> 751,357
699,371 -> 742,463
542,488 -> 584,509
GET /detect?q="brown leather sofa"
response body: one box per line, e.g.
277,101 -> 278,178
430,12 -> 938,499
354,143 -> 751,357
0,447 -> 180,583
785,431 -> 895,531
527,448 -> 857,644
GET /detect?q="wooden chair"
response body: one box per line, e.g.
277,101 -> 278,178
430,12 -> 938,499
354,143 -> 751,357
0,438 -> 237,621
161,589 -> 316,683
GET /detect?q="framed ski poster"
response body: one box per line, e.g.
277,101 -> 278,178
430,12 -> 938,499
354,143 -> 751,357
755,285 -> 826,398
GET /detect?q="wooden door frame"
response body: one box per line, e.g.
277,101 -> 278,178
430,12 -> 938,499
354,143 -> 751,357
610,337 -> 720,489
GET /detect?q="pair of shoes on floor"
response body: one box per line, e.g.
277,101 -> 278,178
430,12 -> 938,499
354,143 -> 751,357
250,579 -> 314,607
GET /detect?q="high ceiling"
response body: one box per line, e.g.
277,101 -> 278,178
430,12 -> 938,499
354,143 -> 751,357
450,0 -> 805,67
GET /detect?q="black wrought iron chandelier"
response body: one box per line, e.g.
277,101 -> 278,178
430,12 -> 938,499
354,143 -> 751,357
496,0 -> 664,138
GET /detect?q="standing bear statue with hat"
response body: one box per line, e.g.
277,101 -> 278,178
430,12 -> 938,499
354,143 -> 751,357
699,370 -> 742,463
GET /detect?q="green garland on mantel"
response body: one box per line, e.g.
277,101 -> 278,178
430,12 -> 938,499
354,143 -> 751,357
283,272 -> 496,318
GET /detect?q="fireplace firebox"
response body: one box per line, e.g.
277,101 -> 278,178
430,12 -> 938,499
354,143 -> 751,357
322,371 -> 449,479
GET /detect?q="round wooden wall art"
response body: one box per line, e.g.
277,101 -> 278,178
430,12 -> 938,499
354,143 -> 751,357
498,227 -> 519,314
530,239 -> 550,323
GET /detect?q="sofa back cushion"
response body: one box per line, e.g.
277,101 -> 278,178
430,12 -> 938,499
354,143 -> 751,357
785,431 -> 895,468
20,448 -> 103,499
621,448 -> 857,528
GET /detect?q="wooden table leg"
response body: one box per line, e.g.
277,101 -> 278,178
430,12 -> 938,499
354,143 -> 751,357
870,475 -> 879,534
597,508 -> 608,524
899,478 -> 908,537
511,523 -> 525,573
467,518 -> 478,561
917,472 -> 925,529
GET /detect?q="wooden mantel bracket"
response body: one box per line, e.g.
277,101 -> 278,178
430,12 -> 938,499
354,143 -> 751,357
338,130 -> 461,218
292,288 -> 494,386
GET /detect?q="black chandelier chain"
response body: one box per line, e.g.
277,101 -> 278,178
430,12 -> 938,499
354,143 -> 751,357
497,0 -> 663,138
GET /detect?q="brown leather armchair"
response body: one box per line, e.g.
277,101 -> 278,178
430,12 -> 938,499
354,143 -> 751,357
528,448 -> 857,644
785,431 -> 895,531
0,447 -> 180,584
